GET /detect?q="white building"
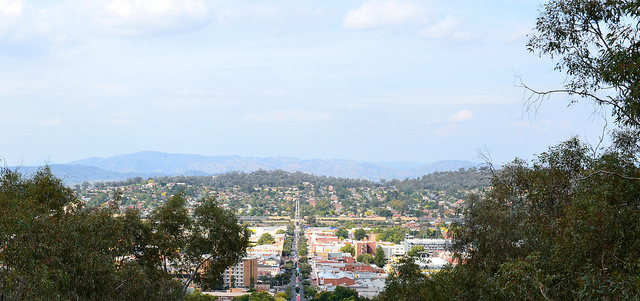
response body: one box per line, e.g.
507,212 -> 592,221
403,238 -> 450,254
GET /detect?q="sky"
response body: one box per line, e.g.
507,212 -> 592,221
0,0 -> 613,167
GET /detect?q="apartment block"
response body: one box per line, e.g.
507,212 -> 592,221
222,257 -> 258,288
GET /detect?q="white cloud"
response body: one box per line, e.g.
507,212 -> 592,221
420,14 -> 459,39
92,0 -> 212,37
37,117 -> 62,127
343,0 -> 427,29
0,0 -> 23,16
0,0 -> 26,32
214,2 -> 281,24
242,109 -> 330,123
448,110 -> 473,122
0,0 -> 48,46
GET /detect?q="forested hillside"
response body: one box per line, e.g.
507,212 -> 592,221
74,168 -> 491,221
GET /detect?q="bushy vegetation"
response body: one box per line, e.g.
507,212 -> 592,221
0,167 -> 249,300
375,1 -> 640,299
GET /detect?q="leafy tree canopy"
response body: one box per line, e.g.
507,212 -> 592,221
335,227 -> 349,239
527,0 -> 640,128
0,166 -> 249,300
186,291 -> 219,301
356,254 -> 374,264
312,286 -> 368,301
353,228 -> 368,241
257,233 -> 276,245
374,246 -> 386,268
377,136 -> 640,300
340,244 -> 356,256
377,1 -> 640,300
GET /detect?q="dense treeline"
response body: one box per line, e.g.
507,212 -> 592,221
101,170 -> 374,189
101,168 -> 489,192
78,168 -> 491,220
0,166 -> 249,301
375,1 -> 640,300
376,137 -> 640,300
386,167 -> 491,193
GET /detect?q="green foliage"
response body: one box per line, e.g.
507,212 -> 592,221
376,226 -> 408,244
376,208 -> 392,218
0,167 -> 183,300
186,291 -> 219,301
272,273 -> 290,287
335,227 -> 349,239
285,286 -> 293,299
283,261 -> 294,272
298,234 -> 309,256
282,232 -> 293,257
232,291 -> 276,301
528,0 -> 640,128
353,228 -> 368,241
232,294 -> 250,301
150,192 -> 192,271
0,166 -> 250,300
406,246 -> 425,258
378,137 -> 640,300
312,286 -> 368,301
374,246 -> 386,268
356,254 -> 374,264
315,199 -> 331,216
374,257 -> 478,301
340,244 -> 356,256
79,164 -> 488,220
304,285 -> 317,298
300,262 -> 312,276
257,233 -> 276,245
188,196 -> 251,291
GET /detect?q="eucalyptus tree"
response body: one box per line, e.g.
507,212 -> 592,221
0,166 -> 249,300
527,0 -> 640,128
375,1 -> 640,299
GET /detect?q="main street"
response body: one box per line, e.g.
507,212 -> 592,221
285,198 -> 306,301
286,225 -> 306,301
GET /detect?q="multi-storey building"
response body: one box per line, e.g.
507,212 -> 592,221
222,257 -> 258,288
403,238 -> 450,256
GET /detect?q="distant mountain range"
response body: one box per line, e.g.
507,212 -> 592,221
14,151 -> 478,183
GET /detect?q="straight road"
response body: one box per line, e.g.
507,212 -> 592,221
288,226 -> 305,301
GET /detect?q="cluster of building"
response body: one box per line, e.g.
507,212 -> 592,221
199,224 -> 455,299
201,226 -> 289,299
305,227 -> 455,298
219,226 -> 287,288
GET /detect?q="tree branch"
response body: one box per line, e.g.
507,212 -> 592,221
579,170 -> 640,181
182,254 -> 214,296
516,79 -> 640,128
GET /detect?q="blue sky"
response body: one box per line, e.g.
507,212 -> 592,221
0,0 -> 611,167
